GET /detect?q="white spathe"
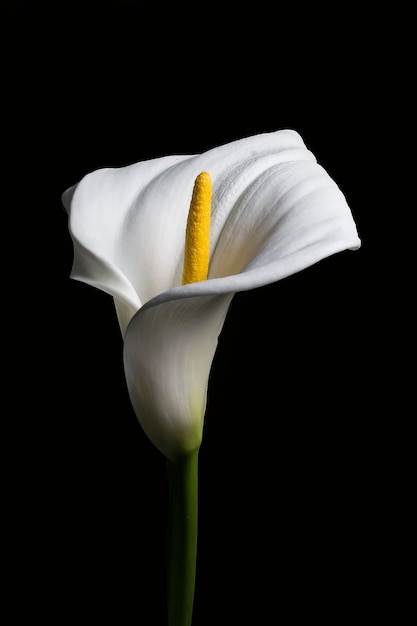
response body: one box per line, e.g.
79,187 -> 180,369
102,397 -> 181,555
63,129 -> 360,460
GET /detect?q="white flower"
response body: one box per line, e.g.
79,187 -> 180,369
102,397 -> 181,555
63,129 -> 360,461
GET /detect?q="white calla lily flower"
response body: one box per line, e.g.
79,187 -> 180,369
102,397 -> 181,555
63,129 -> 360,462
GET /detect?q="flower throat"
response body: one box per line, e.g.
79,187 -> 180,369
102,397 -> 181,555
182,171 -> 212,285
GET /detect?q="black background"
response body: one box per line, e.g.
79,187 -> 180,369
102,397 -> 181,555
5,1 -> 401,624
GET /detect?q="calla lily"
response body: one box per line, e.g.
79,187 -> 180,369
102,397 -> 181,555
63,129 -> 360,625
63,129 -> 360,462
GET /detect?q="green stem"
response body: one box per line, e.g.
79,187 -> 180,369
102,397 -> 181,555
166,449 -> 199,626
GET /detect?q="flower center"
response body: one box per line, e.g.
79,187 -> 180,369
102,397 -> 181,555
182,171 -> 212,285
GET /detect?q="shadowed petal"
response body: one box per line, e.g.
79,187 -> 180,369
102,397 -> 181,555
124,292 -> 234,461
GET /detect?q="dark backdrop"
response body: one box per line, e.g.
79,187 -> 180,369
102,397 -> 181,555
5,2 -> 392,624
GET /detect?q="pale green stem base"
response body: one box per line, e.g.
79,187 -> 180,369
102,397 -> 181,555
166,449 -> 199,626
